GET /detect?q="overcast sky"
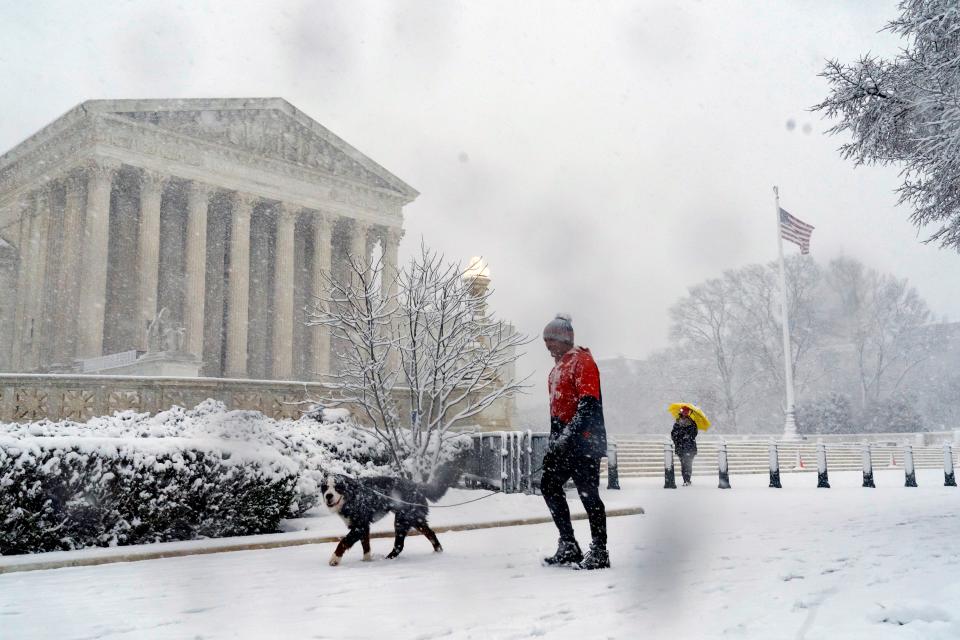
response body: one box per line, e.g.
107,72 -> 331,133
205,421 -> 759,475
2,0 -> 958,397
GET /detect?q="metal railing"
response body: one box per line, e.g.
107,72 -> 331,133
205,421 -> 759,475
463,431 -> 620,494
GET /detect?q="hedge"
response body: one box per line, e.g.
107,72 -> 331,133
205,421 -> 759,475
0,401 -> 392,555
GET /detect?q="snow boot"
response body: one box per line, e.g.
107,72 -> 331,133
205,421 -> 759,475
577,542 -> 610,570
543,539 -> 583,566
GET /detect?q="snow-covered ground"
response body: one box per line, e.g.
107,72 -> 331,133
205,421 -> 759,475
2,469 -> 959,639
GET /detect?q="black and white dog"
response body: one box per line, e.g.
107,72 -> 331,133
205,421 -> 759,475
323,464 -> 462,566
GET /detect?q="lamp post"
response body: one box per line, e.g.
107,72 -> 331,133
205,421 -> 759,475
463,256 -> 491,316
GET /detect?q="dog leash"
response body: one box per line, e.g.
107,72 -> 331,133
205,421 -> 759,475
367,487 -> 502,508
365,464 -> 546,509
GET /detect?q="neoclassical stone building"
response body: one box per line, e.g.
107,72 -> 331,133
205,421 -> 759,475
0,98 -> 416,381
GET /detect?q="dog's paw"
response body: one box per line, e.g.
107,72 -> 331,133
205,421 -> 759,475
384,552 -> 398,560
328,555 -> 342,566
362,552 -> 374,562
433,546 -> 444,554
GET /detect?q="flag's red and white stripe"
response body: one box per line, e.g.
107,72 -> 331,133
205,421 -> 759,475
779,208 -> 814,254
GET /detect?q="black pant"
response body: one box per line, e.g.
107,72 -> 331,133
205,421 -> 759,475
680,451 -> 696,483
540,451 -> 607,546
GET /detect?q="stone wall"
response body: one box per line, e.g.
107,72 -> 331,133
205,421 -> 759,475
0,374 -> 515,430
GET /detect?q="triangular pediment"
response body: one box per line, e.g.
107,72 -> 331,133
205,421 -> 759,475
86,98 -> 417,200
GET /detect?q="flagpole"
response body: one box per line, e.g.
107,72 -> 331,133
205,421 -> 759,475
774,186 -> 798,440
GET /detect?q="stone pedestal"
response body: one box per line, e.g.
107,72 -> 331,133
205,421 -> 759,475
102,351 -> 203,377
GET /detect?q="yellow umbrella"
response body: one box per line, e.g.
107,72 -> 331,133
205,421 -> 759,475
668,403 -> 711,431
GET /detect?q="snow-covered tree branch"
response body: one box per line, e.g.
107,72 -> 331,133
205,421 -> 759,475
308,243 -> 530,480
813,0 -> 960,251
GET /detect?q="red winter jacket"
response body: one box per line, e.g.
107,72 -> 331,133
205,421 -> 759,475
548,347 -> 607,457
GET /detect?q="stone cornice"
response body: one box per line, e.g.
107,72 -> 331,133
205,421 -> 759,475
0,115 -> 96,207
0,103 -> 90,168
0,121 -> 404,230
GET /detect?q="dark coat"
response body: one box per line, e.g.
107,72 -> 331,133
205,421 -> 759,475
548,347 -> 607,458
671,418 -> 698,456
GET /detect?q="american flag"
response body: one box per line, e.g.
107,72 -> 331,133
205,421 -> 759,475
779,208 -> 814,254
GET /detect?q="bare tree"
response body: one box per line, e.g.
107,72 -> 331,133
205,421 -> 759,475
726,256 -> 826,396
309,244 -> 529,480
669,278 -> 757,431
825,257 -> 934,410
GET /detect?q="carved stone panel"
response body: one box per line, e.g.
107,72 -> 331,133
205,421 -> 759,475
232,392 -> 264,413
61,389 -> 97,422
14,388 -> 49,421
270,394 -> 305,420
107,390 -> 142,414
161,389 -> 192,411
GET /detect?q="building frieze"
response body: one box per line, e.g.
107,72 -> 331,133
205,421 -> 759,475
96,113 -> 409,211
116,108 -> 394,190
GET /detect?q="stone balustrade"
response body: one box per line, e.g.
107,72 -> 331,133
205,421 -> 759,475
0,374 -> 514,430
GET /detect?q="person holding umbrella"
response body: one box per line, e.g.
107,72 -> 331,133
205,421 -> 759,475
540,313 -> 609,570
669,403 -> 709,486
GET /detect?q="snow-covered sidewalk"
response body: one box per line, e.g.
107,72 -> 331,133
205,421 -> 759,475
2,469 -> 959,639
0,484 -> 645,574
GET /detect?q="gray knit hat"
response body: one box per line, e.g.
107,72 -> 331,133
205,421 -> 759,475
543,313 -> 574,344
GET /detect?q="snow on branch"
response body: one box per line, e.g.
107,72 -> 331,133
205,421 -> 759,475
813,0 -> 960,250
308,241 -> 531,480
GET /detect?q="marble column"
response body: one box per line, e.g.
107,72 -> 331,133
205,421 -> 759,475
381,226 -> 404,378
311,213 -> 334,380
271,203 -> 297,379
0,239 -> 16,371
77,159 -> 117,360
365,228 -> 378,265
27,188 -> 52,369
11,196 -> 35,369
349,219 -> 369,265
349,219 -> 370,289
224,193 -> 255,377
55,173 -> 85,363
246,211 -> 271,379
136,170 -> 164,349
183,181 -> 211,359
381,226 -> 403,301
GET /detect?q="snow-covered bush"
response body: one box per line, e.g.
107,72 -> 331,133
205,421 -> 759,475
866,395 -> 925,433
796,393 -> 854,434
0,436 -> 297,554
4,400 -> 393,515
0,401 -> 397,554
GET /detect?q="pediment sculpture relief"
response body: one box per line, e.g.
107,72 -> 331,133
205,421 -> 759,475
116,109 -> 395,191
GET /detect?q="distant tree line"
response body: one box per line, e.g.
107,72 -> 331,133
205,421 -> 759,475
599,256 -> 959,435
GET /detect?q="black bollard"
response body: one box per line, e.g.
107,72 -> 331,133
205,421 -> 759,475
718,441 -> 731,489
664,442 -> 677,489
862,443 -> 875,488
606,444 -> 621,490
904,444 -> 918,487
768,440 -> 781,488
816,441 -> 830,488
944,443 -> 957,487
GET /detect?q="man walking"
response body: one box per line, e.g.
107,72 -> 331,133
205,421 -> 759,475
540,313 -> 609,570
